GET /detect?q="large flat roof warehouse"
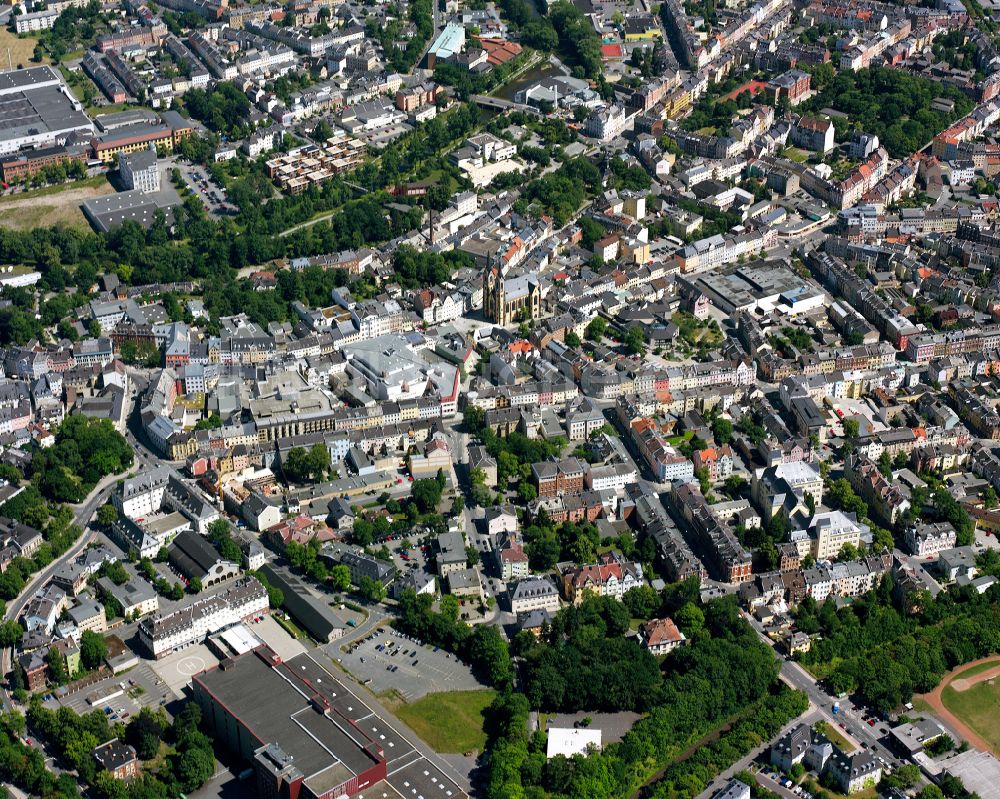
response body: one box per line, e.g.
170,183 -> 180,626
0,65 -> 64,95
943,751 -> 1000,799
81,188 -> 181,233
0,67 -> 94,155
428,23 -> 465,60
192,647 -> 468,799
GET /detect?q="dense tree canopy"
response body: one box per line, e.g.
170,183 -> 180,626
31,417 -> 132,503
795,574 -> 1000,711
804,68 -> 973,157
487,596 -> 798,799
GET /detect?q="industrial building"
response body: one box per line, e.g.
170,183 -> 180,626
258,563 -> 346,642
192,648 -> 468,799
0,66 -> 94,156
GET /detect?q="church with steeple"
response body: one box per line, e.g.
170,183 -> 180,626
483,260 -> 540,326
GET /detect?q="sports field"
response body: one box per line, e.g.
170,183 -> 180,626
941,669 -> 1000,754
918,657 -> 1000,755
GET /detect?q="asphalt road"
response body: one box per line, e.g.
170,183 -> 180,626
0,474 -> 119,709
1,372 -> 161,709
743,612 -> 902,766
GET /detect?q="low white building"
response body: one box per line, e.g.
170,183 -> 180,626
584,105 -> 627,141
639,617 -> 687,656
904,521 -> 956,557
546,727 -> 602,759
585,462 -> 637,494
15,9 -> 59,32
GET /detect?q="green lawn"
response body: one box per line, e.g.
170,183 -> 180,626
947,660 -> 1000,682
396,690 -> 496,754
911,696 -> 933,714
941,677 -> 1000,754
815,720 -> 855,752
0,174 -> 109,201
274,614 -> 308,640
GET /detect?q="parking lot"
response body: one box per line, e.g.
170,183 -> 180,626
388,540 -> 432,577
174,159 -> 235,216
48,660 -> 170,720
333,629 -> 484,701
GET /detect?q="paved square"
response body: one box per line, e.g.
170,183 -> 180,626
150,643 -> 220,695
251,614 -> 308,661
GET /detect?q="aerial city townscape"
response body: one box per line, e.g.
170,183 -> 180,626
4,0 -> 1000,795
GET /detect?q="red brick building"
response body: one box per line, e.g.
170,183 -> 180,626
531,458 -> 585,497
94,739 -> 141,780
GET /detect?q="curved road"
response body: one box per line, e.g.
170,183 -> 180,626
0,374 -> 158,710
0,473 -> 122,709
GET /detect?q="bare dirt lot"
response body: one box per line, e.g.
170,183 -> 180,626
0,177 -> 113,230
0,28 -> 47,68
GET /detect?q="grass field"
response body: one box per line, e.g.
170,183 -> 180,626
946,660 -> 1000,682
941,675 -> 1000,754
815,721 -> 855,752
0,27 -> 46,67
396,690 -> 496,754
0,175 -> 112,231
911,696 -> 933,714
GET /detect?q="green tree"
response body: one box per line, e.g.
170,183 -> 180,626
358,576 -> 387,602
330,564 -> 351,591
352,518 -> 374,547
96,504 -> 118,527
585,317 -> 606,341
175,742 -> 215,791
842,418 -> 860,444
80,630 -> 107,670
313,119 -> 334,141
94,771 -> 128,799
517,482 -> 537,504
410,478 -> 443,513
983,486 -> 998,510
125,708 -> 167,760
0,620 -> 23,647
712,417 -> 733,445
674,601 -> 705,634
624,326 -> 644,355
45,646 -> 67,684
466,625 -> 513,687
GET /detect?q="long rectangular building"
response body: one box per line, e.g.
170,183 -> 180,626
0,66 -> 94,156
137,576 -> 267,657
192,648 -> 468,799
